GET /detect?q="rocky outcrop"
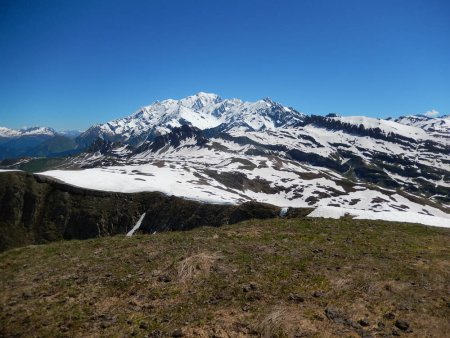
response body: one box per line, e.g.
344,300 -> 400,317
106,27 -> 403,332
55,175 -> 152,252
135,125 -> 208,154
87,138 -> 125,154
0,172 -> 281,251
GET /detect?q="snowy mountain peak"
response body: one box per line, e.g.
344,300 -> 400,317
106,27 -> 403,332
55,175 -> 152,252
262,97 -> 276,104
326,115 -> 428,139
77,93 -> 305,146
180,92 -> 222,109
393,114 -> 450,136
0,126 -> 56,138
0,127 -> 19,138
20,126 -> 56,136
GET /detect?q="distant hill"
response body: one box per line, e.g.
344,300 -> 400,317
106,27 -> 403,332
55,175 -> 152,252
0,126 -> 81,160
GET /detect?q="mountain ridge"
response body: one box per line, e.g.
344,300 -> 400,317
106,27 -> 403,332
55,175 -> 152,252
76,92 -> 305,147
1,93 -> 449,228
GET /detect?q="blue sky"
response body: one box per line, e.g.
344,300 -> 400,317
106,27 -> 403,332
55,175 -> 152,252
1,0 -> 449,130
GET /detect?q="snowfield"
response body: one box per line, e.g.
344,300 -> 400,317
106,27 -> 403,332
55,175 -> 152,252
308,206 -> 450,228
40,154 -> 450,228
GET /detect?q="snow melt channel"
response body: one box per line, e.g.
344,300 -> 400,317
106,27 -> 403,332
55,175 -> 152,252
126,213 -> 146,237
279,207 -> 289,217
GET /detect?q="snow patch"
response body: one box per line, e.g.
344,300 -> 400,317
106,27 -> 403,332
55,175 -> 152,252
280,207 -> 289,217
308,206 -> 450,228
126,213 -> 146,236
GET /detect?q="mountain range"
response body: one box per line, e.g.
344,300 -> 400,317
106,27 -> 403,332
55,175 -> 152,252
0,127 -> 81,160
1,92 -> 449,227
75,92 -> 305,147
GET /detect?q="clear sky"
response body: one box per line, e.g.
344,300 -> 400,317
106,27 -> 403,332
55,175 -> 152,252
1,0 -> 449,131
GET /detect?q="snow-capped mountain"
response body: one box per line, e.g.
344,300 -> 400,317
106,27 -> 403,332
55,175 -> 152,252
0,126 -> 78,160
0,127 -> 20,138
328,115 -> 429,139
392,115 -> 450,139
72,111 -> 449,198
43,121 -> 450,227
2,93 -> 449,227
76,92 -> 305,147
0,126 -> 57,138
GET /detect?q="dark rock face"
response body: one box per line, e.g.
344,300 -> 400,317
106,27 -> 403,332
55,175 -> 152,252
135,125 -> 208,154
0,172 -> 281,251
128,200 -> 280,233
300,115 -> 418,146
87,138 -> 125,154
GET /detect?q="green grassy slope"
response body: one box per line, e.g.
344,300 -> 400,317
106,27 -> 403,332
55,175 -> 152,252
1,218 -> 449,337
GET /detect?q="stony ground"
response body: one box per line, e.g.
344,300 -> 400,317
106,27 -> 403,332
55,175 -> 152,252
1,218 -> 449,337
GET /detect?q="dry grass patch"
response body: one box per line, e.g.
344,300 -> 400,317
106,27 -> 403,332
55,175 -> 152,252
259,308 -> 289,337
177,252 -> 222,283
258,306 -> 319,338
